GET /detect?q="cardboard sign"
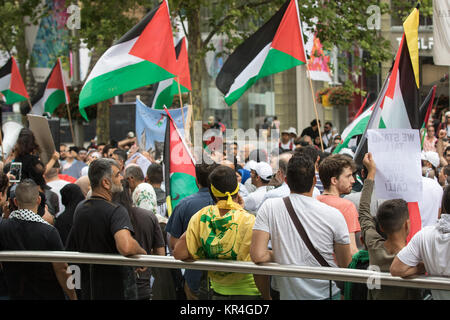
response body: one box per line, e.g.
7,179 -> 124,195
367,129 -> 422,203
27,114 -> 56,165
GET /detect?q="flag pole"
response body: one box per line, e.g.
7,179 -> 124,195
65,104 -> 75,145
305,67 -> 324,151
177,77 -> 186,128
0,125 -> 4,164
27,99 -> 33,113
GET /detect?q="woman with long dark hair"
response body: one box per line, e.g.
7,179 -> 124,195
112,179 -> 166,300
55,184 -> 85,245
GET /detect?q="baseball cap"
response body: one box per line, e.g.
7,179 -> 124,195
254,162 -> 273,181
288,127 -> 297,135
445,111 -> 450,117
244,160 -> 257,171
339,148 -> 355,159
421,151 -> 440,168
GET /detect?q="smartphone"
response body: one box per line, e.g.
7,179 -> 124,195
9,162 -> 22,183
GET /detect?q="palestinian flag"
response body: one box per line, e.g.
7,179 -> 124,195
419,85 -> 437,128
216,0 -> 307,106
353,95 -> 370,119
353,5 -> 421,163
164,107 -> 198,215
150,37 -> 191,109
419,85 -> 437,148
79,0 -> 177,120
30,58 -> 70,115
378,8 -> 420,131
353,5 -> 423,242
334,84 -> 389,155
0,57 -> 29,104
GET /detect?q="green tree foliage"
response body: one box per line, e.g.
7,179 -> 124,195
0,1 -> 431,124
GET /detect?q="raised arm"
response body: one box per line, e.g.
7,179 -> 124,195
359,153 -> 384,247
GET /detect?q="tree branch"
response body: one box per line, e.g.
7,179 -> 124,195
202,0 -> 274,47
178,10 -> 189,38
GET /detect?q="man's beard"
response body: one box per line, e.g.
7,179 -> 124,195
111,182 -> 124,194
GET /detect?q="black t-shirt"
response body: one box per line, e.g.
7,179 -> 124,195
301,126 -> 319,140
0,217 -> 65,300
65,197 -> 136,300
130,207 -> 165,300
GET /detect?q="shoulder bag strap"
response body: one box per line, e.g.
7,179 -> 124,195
283,196 -> 330,267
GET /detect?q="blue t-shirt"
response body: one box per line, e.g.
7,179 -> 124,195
61,160 -> 87,180
166,188 -> 214,292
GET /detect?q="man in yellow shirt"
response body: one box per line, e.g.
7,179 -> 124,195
173,165 -> 270,300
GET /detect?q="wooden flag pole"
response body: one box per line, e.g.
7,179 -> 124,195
0,125 -> 4,163
305,67 -> 324,152
65,104 -> 75,145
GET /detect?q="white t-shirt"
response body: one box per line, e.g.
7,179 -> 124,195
254,194 -> 350,300
280,141 -> 293,150
47,179 -> 70,217
419,176 -> 443,227
244,186 -> 268,214
397,216 -> 450,300
81,165 -> 89,177
257,183 -> 320,211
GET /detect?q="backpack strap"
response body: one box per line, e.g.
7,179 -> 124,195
282,196 -> 330,267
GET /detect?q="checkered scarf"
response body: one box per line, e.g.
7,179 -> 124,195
9,209 -> 51,226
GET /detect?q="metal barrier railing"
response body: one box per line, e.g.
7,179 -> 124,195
1,251 -> 450,291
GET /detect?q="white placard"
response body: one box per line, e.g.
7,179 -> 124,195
367,129 -> 422,203
125,152 -> 151,177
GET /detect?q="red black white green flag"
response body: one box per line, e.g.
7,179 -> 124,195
353,5 -> 421,162
163,107 -> 198,215
79,1 -> 177,120
0,57 -> 29,104
216,0 -> 307,106
353,5 -> 423,242
30,58 -> 70,115
150,37 -> 192,109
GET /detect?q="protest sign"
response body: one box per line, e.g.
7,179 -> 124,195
367,129 -> 422,203
135,98 -> 187,161
125,152 -> 151,177
27,114 -> 56,165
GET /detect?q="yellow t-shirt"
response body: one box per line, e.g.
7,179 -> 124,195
186,201 -> 260,296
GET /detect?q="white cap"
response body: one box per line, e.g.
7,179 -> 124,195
255,162 -> 273,181
244,160 -> 257,171
288,127 -> 297,135
339,148 -> 355,159
422,151 -> 440,168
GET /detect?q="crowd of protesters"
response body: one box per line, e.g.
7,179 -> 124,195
0,110 -> 449,300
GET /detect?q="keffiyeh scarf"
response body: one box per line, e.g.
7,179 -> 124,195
10,209 -> 52,226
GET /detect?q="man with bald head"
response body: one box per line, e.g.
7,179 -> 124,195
75,175 -> 91,198
0,179 -> 77,300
